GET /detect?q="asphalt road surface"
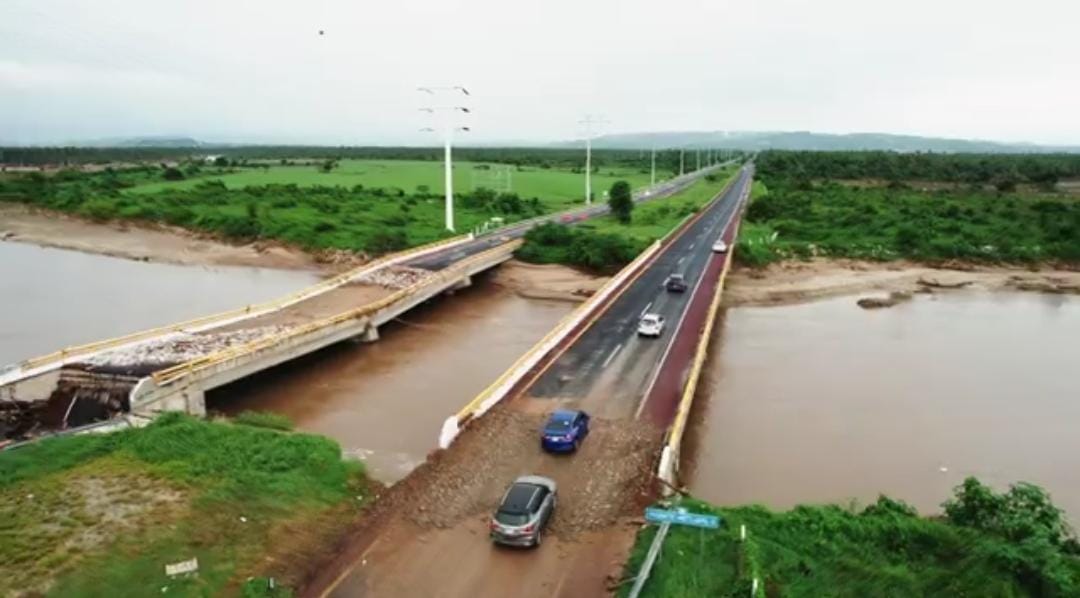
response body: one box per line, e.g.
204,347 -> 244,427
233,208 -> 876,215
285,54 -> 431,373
528,166 -> 751,420
405,164 -> 730,271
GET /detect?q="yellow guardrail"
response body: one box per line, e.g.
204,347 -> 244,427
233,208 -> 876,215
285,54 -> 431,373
17,233 -> 472,373
150,240 -> 521,387
664,178 -> 749,455
453,238 -> 664,423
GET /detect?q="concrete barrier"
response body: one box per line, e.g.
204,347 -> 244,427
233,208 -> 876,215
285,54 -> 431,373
657,175 -> 753,491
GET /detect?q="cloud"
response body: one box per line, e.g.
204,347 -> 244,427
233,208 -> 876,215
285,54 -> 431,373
1,0 -> 1078,145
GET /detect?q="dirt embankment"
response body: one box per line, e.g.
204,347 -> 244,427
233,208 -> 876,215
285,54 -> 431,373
0,204 -> 349,271
492,260 -> 609,303
725,259 -> 1080,307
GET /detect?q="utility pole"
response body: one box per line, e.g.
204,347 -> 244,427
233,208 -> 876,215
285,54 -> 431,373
680,148 -> 685,176
579,115 -> 607,205
650,145 -> 656,186
418,86 -> 470,232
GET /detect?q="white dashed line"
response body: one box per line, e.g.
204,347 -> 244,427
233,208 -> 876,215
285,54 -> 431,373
602,343 -> 623,368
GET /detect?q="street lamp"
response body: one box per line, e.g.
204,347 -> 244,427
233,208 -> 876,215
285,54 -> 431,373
418,86 -> 470,232
579,115 -> 608,205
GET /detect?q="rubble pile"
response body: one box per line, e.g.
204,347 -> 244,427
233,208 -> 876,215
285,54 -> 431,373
356,265 -> 433,290
80,325 -> 291,370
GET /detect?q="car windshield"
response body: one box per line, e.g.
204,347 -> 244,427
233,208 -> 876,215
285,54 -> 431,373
643,315 -> 659,324
495,511 -> 530,526
545,419 -> 572,432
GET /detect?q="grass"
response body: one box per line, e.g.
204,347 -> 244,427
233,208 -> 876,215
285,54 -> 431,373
516,169 -> 737,271
736,180 -> 1080,267
0,413 -> 368,597
0,159 -> 660,256
621,486 -> 1080,598
125,159 -> 653,209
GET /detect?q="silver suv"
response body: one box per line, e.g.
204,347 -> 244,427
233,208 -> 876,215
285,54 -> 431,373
490,475 -> 557,547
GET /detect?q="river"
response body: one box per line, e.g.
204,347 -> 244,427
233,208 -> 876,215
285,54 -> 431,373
0,241 -> 319,367
684,291 -> 1080,519
211,276 -> 573,483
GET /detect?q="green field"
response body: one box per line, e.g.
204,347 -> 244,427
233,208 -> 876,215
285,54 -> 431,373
0,413 -> 367,597
516,169 -> 736,271
126,159 -> 653,209
621,482 -> 1080,597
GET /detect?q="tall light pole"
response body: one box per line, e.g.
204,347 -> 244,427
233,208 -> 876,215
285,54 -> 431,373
679,148 -> 685,176
650,145 -> 656,186
579,115 -> 607,205
419,86 -> 470,232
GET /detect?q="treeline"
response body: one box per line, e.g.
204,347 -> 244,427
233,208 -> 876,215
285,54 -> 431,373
0,146 -> 734,175
757,150 -> 1080,188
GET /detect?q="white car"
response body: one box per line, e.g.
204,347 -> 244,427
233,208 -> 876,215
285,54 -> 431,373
637,313 -> 665,337
712,239 -> 728,253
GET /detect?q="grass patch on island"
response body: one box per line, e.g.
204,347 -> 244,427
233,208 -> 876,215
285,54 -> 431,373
0,413 -> 369,597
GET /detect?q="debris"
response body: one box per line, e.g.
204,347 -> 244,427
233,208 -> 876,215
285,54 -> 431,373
79,326 -> 291,371
857,291 -> 912,310
240,516 -> 248,523
165,557 -> 199,578
356,265 -> 432,290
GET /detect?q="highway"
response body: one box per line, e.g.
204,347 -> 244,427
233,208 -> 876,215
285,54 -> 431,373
529,167 -> 751,421
404,166 -> 725,271
307,166 -> 753,598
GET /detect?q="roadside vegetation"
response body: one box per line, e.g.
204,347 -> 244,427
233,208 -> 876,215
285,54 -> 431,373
0,156 -> 674,256
621,479 -> 1080,597
516,169 -> 736,271
737,152 -> 1080,267
0,413 -> 369,597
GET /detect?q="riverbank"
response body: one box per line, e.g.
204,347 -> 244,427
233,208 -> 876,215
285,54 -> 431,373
0,204 -> 329,271
0,413 -> 372,597
724,258 -> 1080,307
621,485 -> 1080,597
491,259 -> 608,302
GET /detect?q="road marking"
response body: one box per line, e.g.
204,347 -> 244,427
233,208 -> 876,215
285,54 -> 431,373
639,302 -> 653,318
635,188 -> 743,420
602,343 -> 623,369
688,242 -> 695,250
318,537 -> 384,598
676,256 -> 685,265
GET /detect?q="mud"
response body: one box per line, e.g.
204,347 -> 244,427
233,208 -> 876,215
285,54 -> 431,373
725,259 -> 1080,307
0,203 -> 324,270
492,259 -> 609,303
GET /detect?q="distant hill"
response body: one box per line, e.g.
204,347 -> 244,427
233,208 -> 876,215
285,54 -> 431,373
555,131 -> 1080,154
69,136 -> 207,148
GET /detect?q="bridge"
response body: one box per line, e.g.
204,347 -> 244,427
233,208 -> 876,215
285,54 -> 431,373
0,165 -> 728,441
305,165 -> 755,598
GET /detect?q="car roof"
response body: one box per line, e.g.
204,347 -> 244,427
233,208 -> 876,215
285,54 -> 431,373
500,483 -> 543,514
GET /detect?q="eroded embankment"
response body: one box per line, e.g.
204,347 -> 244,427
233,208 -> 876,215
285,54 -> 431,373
724,259 -> 1080,307
0,203 -> 338,270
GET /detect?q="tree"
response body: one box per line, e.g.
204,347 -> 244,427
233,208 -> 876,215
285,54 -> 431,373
163,167 -> 185,181
214,156 -> 230,167
608,180 -> 633,224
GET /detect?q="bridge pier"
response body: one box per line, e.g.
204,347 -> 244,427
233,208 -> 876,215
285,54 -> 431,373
359,324 -> 380,343
446,275 -> 472,294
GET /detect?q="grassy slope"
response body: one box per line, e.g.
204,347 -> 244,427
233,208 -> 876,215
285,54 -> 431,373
516,169 -> 736,271
0,414 -> 367,597
620,496 -> 1080,598
736,180 -> 1080,266
126,159 -> 652,208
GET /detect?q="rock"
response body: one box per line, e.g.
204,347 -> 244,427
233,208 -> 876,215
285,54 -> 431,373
857,291 -> 912,309
917,277 -> 973,289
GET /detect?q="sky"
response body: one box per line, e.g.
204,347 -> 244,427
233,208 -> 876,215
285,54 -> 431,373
2,0 -> 1079,146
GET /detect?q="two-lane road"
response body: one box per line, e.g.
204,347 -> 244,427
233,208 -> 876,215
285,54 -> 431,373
528,166 -> 751,420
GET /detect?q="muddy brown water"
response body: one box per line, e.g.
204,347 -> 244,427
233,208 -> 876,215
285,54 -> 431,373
0,242 -> 319,367
211,276 -> 574,483
684,291 -> 1080,520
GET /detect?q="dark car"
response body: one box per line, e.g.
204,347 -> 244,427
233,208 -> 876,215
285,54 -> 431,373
664,274 -> 688,292
540,409 -> 590,453
490,476 -> 557,547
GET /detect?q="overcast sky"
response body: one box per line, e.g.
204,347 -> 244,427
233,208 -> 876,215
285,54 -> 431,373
2,0 -> 1078,146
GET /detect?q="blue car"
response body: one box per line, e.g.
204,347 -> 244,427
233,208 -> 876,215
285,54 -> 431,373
541,409 -> 590,453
